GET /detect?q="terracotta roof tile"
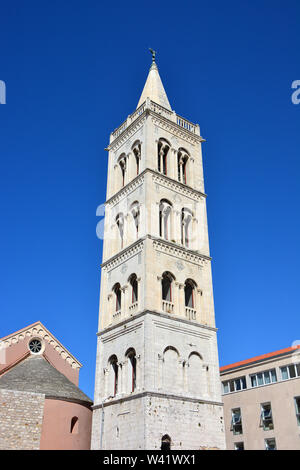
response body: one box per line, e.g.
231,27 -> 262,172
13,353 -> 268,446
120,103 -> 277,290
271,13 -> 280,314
220,345 -> 300,372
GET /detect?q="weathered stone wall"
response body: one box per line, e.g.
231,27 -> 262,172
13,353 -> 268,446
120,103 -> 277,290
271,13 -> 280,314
92,394 -> 225,450
144,395 -> 225,450
0,389 -> 45,450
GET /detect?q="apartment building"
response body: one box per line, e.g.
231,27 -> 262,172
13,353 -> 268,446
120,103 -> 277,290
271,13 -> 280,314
220,345 -> 300,450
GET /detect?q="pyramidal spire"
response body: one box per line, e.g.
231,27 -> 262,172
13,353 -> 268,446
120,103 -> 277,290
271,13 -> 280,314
137,49 -> 172,110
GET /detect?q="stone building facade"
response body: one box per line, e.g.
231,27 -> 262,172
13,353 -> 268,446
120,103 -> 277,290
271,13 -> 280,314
221,345 -> 300,450
0,321 -> 92,450
91,56 -> 226,450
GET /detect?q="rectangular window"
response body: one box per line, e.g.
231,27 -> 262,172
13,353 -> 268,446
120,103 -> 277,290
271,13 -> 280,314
265,438 -> 276,450
289,365 -> 296,378
257,373 -> 263,386
222,377 -> 247,394
271,369 -> 277,382
294,397 -> 300,426
260,403 -> 274,431
251,375 -> 257,387
281,366 -> 288,380
280,364 -> 300,380
250,369 -> 277,387
231,408 -> 243,435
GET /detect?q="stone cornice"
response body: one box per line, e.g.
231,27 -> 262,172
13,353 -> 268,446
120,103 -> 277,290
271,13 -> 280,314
109,101 -> 204,150
97,309 -> 217,337
106,172 -> 145,206
151,170 -> 206,201
101,238 -> 145,271
109,114 -> 146,151
149,110 -> 203,146
101,235 -> 211,271
105,168 -> 207,207
92,390 -> 223,410
150,236 -> 211,266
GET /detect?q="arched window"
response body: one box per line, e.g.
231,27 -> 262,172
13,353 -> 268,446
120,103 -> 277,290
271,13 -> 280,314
109,355 -> 119,397
132,141 -> 141,176
113,283 -> 122,312
177,149 -> 189,184
163,346 -> 180,390
181,208 -> 193,248
70,416 -> 79,434
161,272 -> 174,302
161,434 -> 171,451
159,200 -> 172,240
187,352 -> 203,395
118,155 -> 127,187
184,279 -> 196,308
116,213 -> 124,249
126,348 -> 137,392
129,274 -> 138,304
158,139 -> 170,176
130,202 -> 140,239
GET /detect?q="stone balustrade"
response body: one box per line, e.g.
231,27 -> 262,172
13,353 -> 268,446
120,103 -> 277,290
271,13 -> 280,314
185,306 -> 196,321
110,100 -> 199,142
162,300 -> 174,314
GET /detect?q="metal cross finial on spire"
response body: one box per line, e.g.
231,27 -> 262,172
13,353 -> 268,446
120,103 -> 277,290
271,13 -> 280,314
149,48 -> 156,63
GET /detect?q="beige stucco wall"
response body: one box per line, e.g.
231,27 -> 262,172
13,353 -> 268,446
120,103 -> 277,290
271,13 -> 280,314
221,353 -> 300,449
40,398 -> 92,450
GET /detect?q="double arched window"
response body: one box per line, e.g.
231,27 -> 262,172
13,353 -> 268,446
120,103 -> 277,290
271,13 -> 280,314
106,348 -> 138,397
160,274 -> 198,318
158,202 -> 194,248
114,202 -> 141,253
111,273 -> 139,319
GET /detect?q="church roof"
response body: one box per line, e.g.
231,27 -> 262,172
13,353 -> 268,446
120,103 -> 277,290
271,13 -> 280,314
0,355 -> 92,405
137,59 -> 171,110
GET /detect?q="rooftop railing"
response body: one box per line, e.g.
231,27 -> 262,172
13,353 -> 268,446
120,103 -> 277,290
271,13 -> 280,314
111,99 -> 200,142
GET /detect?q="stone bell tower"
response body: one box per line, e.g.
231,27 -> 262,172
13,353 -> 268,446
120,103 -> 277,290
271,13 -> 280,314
91,52 -> 226,450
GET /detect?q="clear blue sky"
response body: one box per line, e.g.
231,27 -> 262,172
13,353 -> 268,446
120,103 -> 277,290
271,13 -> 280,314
0,0 -> 299,398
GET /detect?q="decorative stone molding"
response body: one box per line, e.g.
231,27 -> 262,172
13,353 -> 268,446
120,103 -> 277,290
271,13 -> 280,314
150,113 -> 201,146
110,116 -> 146,152
102,239 -> 144,272
0,322 -> 81,370
152,238 -> 210,267
107,174 -> 145,207
152,173 -> 205,202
